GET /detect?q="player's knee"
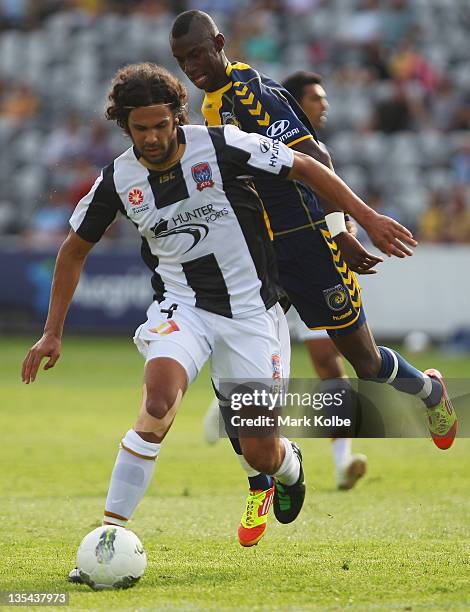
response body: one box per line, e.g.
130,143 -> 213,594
250,456 -> 279,475
145,392 -> 175,420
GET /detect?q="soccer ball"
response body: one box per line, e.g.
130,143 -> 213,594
76,525 -> 147,590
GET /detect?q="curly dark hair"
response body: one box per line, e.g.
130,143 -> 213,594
106,62 -> 189,131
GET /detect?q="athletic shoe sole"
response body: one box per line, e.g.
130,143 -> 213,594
337,454 -> 367,490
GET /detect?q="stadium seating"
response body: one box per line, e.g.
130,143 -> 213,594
0,0 -> 468,242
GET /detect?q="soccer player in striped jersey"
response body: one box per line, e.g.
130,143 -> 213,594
170,10 -> 458,547
21,64 -> 415,567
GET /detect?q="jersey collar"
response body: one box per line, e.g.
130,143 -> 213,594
202,63 -> 234,101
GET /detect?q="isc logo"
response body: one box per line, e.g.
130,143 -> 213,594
159,171 -> 176,184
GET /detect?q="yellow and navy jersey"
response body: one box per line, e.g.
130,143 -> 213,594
202,62 -> 324,236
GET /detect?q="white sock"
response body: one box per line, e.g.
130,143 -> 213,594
104,429 -> 160,526
332,438 -> 352,470
237,453 -> 261,477
273,438 -> 300,486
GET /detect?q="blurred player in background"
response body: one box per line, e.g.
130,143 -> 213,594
170,10 -> 457,548
282,70 -> 367,490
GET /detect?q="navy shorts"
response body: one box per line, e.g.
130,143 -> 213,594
273,222 -> 366,338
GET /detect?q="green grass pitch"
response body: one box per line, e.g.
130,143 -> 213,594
1,337 -> 469,611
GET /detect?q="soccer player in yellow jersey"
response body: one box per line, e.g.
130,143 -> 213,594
170,10 -> 458,548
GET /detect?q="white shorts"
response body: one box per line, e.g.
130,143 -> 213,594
286,306 -> 329,342
133,300 -> 290,389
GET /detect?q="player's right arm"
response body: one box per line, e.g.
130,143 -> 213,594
21,231 -> 95,384
22,163 -> 122,384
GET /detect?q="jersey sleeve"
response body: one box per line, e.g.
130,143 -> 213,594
69,163 -> 124,242
231,76 -> 313,148
215,124 -> 294,179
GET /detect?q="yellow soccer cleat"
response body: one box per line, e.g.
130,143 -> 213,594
238,484 -> 275,547
425,368 -> 457,450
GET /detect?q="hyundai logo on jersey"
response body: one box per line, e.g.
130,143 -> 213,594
259,138 -> 271,153
266,119 -> 290,138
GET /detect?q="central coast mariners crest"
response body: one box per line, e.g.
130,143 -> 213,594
191,162 -> 214,191
150,218 -> 209,253
323,284 -> 349,312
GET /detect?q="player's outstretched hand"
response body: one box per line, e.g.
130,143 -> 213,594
22,334 -> 61,384
363,214 -> 417,258
335,232 -> 383,274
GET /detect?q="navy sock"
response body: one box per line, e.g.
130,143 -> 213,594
248,473 -> 273,490
377,346 -> 442,408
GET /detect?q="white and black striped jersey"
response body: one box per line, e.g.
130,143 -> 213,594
70,124 -> 294,318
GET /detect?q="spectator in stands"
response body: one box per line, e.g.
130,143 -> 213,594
370,78 -> 423,133
135,0 -> 172,18
23,189 -> 71,247
440,187 -> 470,244
0,0 -> 29,30
64,157 -> 100,205
451,137 -> 470,186
429,77 -> 463,132
338,0 -> 383,46
381,0 -> 418,48
451,91 -> 470,131
43,113 -> 88,168
418,189 -> 447,243
362,41 -> 391,81
390,39 -> 439,94
232,6 -> 280,65
85,121 -> 116,168
0,82 -> 39,123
